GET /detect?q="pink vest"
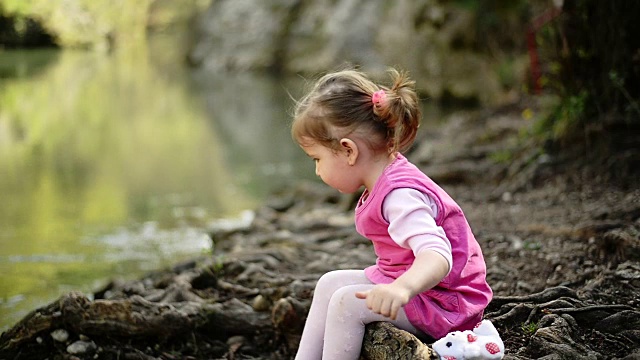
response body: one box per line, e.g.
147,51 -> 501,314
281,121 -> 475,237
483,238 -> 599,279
355,154 -> 492,338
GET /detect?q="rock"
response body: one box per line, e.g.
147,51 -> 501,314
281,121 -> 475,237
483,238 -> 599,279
252,294 -> 271,312
50,329 -> 69,343
188,0 -> 300,71
66,340 -> 97,355
189,0 -> 516,106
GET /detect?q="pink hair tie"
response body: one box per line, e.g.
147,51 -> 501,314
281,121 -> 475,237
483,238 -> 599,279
372,90 -> 386,106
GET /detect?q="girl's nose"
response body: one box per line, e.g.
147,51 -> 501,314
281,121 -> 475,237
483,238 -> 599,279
315,164 -> 320,176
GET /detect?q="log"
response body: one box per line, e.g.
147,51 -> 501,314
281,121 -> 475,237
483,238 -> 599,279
0,291 -> 272,353
0,296 -> 63,351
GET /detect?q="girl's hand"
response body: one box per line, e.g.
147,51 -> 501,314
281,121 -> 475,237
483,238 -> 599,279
355,283 -> 412,320
355,250 -> 450,320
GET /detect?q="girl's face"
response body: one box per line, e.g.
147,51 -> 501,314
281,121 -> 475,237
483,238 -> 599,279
300,141 -> 362,194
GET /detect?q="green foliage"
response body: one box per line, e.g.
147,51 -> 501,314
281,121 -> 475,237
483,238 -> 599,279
452,0 -> 529,13
0,0 -> 36,14
211,255 -> 226,275
548,0 -> 639,139
445,0 -> 533,59
532,91 -> 586,141
490,149 -> 513,164
452,0 -> 481,11
0,0 -> 209,49
521,321 -> 539,335
551,91 -> 587,140
525,0 -> 640,180
496,57 -> 518,89
523,239 -> 542,251
0,0 -> 149,48
609,71 -> 640,117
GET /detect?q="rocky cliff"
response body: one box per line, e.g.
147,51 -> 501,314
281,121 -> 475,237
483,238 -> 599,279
188,0 -> 531,106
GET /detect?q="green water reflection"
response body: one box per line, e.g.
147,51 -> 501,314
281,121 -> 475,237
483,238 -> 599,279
0,45 -> 313,330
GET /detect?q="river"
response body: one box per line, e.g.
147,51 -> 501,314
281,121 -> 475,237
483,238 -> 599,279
0,39 -> 315,330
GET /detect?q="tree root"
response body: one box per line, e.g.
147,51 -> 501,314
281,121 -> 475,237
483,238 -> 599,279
360,322 -> 438,360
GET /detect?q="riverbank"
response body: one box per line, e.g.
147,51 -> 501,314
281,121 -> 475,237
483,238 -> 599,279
1,97 -> 639,359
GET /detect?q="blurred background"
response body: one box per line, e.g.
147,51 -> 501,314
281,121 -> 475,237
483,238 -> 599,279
0,0 -> 320,329
0,0 -> 637,330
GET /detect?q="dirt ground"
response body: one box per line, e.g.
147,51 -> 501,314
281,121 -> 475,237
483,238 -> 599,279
414,100 -> 640,359
1,97 -> 639,359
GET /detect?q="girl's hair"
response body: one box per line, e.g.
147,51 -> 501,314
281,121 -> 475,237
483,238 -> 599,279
292,68 -> 421,154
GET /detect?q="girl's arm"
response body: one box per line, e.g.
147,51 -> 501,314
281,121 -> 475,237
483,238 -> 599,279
355,188 -> 452,319
355,249 -> 449,320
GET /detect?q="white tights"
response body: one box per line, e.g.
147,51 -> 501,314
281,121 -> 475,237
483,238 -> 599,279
294,270 -> 419,360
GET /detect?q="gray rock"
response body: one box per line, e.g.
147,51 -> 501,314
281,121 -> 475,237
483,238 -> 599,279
51,329 -> 69,343
189,0 -> 512,106
66,340 -> 97,355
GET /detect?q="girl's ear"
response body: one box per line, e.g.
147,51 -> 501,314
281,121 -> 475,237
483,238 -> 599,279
339,138 -> 359,166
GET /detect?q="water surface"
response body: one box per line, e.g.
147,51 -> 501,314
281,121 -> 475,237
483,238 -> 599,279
0,45 -> 314,330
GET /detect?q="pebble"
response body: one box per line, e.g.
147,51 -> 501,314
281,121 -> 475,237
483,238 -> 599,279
252,294 -> 270,311
51,329 -> 69,343
67,340 -> 97,355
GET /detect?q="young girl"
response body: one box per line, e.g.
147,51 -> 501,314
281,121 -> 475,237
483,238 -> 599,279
291,68 -> 492,360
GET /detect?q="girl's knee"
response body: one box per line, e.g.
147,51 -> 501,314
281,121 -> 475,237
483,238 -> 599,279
328,285 -> 370,312
313,271 -> 347,301
315,270 -> 361,290
313,270 -> 370,304
317,270 -> 343,284
315,271 -> 342,292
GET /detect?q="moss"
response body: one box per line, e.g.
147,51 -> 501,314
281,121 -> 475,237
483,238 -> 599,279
0,0 -> 207,49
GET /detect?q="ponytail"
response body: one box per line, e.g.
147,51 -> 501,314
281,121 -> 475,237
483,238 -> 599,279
372,69 -> 421,153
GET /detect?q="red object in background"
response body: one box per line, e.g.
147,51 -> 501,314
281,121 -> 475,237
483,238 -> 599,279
527,6 -> 562,94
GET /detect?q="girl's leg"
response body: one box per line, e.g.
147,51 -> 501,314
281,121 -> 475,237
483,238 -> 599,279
294,270 -> 373,360
294,270 -> 419,360
322,284 -> 417,360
